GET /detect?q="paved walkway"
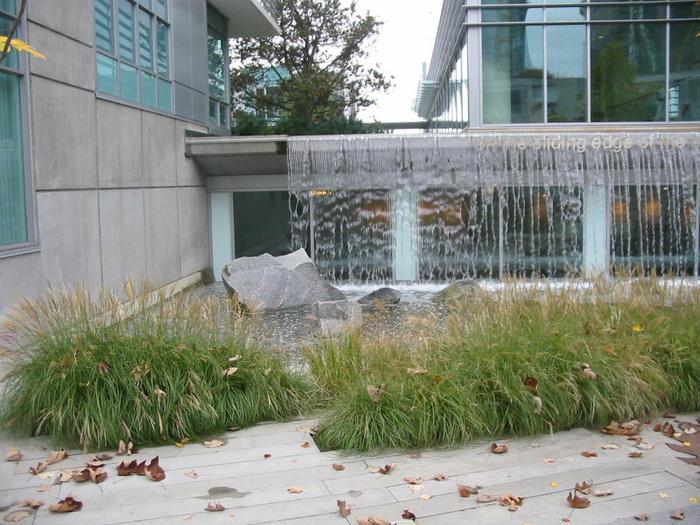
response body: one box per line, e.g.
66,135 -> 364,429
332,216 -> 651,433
1,415 -> 699,524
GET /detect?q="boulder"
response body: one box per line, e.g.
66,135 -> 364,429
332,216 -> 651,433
358,287 -> 402,306
435,279 -> 481,304
222,249 -> 345,310
311,300 -> 362,336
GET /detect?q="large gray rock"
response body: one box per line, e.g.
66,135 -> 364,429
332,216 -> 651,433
311,300 -> 362,336
358,287 -> 401,306
222,249 -> 345,310
435,279 -> 481,304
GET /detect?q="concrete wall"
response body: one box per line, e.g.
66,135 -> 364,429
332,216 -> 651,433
0,0 -> 212,313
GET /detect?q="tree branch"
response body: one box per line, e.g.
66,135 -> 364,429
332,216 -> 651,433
0,0 -> 28,64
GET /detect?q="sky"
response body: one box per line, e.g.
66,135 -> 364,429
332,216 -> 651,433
350,0 -> 442,124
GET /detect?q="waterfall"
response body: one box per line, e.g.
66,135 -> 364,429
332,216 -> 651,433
287,132 -> 700,282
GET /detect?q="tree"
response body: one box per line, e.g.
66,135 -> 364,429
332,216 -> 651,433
230,0 -> 391,135
0,0 -> 45,64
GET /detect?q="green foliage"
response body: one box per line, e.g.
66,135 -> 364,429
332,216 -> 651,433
0,284 -> 311,450
307,281 -> 700,451
231,110 -> 385,136
230,0 -> 391,135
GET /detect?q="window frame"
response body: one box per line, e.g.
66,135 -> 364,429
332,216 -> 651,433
0,3 -> 38,256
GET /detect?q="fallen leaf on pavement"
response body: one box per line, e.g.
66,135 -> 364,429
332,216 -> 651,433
48,497 -> 82,513
628,451 -> 644,458
332,463 -> 345,471
5,448 -> 23,462
670,510 -> 686,520
3,510 -> 33,522
204,439 -> 224,448
37,485 -> 51,493
205,502 -> 225,512
581,450 -> 598,458
72,465 -> 107,483
58,470 -> 73,483
175,438 -> 189,448
402,509 -> 417,520
594,489 -> 614,497
457,484 -> 479,497
634,514 -> 650,521
145,456 -> 166,482
301,442 -> 311,448
264,453 -> 272,459
357,517 -> 391,525
337,499 -> 351,517
659,492 -> 671,498
92,453 -> 113,461
635,442 -> 654,450
567,491 -> 591,509
46,449 -> 68,465
404,477 -> 422,485
602,420 -> 641,436
377,463 -> 395,475
498,494 -> 524,512
544,458 -> 556,464
601,444 -> 621,450
28,462 -> 47,475
491,442 -> 508,454
287,486 -> 303,494
551,481 -> 560,488
575,481 -> 593,495
690,497 -> 700,503
184,470 -> 198,479
476,494 -> 498,503
433,473 -> 447,480
116,440 -> 135,456
419,494 -> 432,501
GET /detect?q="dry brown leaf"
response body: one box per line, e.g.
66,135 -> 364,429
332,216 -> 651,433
402,509 -> 417,521
635,442 -> 654,450
28,462 -> 47,475
533,395 -> 543,415
92,453 -> 113,461
628,451 -> 644,458
378,463 -> 395,475
544,458 -> 556,464
86,460 -> 106,468
582,368 -> 598,380
72,465 -> 108,484
223,367 -> 238,377
476,494 -> 498,503
567,491 -> 590,509
433,473 -> 448,481
332,463 -> 345,471
205,502 -> 225,512
116,440 -> 134,456
404,476 -> 422,485
287,486 -> 304,494
594,489 -> 614,497
37,484 -> 51,493
419,494 -> 432,501
184,470 -> 199,479
46,449 -> 68,465
581,450 -> 598,458
601,443 -> 621,450
263,453 -> 272,459
3,510 -> 33,522
337,499 -> 351,517
5,448 -> 23,462
365,518 -> 391,525
498,494 -> 524,512
635,514 -> 650,521
575,481 -> 593,495
670,510 -> 686,520
602,420 -> 641,436
491,442 -> 508,454
366,384 -> 383,402
49,497 -> 82,513
301,441 -> 311,448
523,376 -> 539,393
204,439 -> 224,448
457,484 -> 479,497
145,456 -> 166,482
58,470 -> 73,483
407,367 -> 428,376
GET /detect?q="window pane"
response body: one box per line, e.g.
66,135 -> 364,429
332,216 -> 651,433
546,6 -> 585,22
671,4 -> 700,19
118,0 -> 135,62
591,23 -> 666,122
96,53 -> 118,96
233,191 -> 291,258
208,28 -> 226,100
0,15 -> 18,69
483,7 -> 542,23
141,71 -> 156,107
95,0 -> 114,53
157,21 -> 169,75
0,0 -> 15,14
138,8 -> 153,70
591,0 -> 665,20
120,62 -> 138,101
158,78 -> 171,111
0,72 -> 27,247
547,25 -> 587,122
670,21 -> 700,121
482,25 -> 544,124
140,0 -> 152,9
209,99 -> 218,127
156,0 -> 167,19
219,104 -> 228,127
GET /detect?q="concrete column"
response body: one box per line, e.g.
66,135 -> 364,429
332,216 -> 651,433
583,185 -> 610,279
393,188 -> 418,282
210,192 -> 233,281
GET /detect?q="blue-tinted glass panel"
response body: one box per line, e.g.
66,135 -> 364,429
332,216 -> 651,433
547,25 -> 587,122
138,8 -> 153,70
591,23 -> 666,122
95,0 -> 114,53
670,21 -> 700,121
0,15 -> 18,69
482,0 -> 541,4
96,53 -> 118,95
482,25 -> 544,124
546,6 -> 585,22
591,0 -> 665,20
483,7 -> 542,23
156,0 -> 167,19
219,104 -> 228,127
158,78 -> 171,111
157,21 -> 168,75
208,27 -> 226,100
120,62 -> 138,101
140,0 -> 152,9
0,0 -> 15,14
209,99 -> 218,127
671,4 -> 700,18
0,71 -> 27,247
118,0 -> 135,62
141,71 -> 156,107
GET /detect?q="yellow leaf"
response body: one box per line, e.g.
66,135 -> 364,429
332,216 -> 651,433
550,481 -> 559,488
0,37 -> 47,59
632,324 -> 643,333
690,497 -> 700,504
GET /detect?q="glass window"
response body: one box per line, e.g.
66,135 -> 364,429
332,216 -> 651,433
0,71 -> 27,247
94,0 -> 114,53
669,21 -> 700,121
0,14 -> 18,68
0,0 -> 15,14
155,0 -> 167,19
209,99 -> 218,127
119,62 -> 138,101
158,78 -> 171,111
591,0 -> 665,21
208,26 -> 226,101
591,23 -> 666,122
546,6 -> 585,22
233,191 -> 291,258
671,3 -> 700,19
118,0 -> 135,62
483,25 -> 544,124
483,7 -> 542,23
138,8 -> 153,70
547,25 -> 587,122
156,20 -> 168,75
460,40 -> 469,126
96,53 -> 118,96
141,70 -> 156,107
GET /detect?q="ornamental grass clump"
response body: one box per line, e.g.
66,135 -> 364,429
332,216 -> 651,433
0,282 -> 311,450
308,279 -> 700,451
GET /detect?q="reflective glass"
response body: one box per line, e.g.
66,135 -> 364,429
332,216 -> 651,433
96,53 -> 118,96
483,7 -> 542,23
669,21 -> 700,121
591,0 -> 665,20
482,25 -> 544,124
141,71 -> 156,107
208,28 -> 226,100
158,78 -> 171,111
671,4 -> 700,18
156,0 -> 167,19
119,62 -> 138,101
156,21 -> 168,75
591,23 -> 666,122
0,15 -> 18,69
219,103 -> 228,127
233,192 -> 291,258
0,0 -> 15,14
209,99 -> 218,127
546,6 -> 585,22
0,71 -> 27,247
460,41 -> 469,126
95,0 -> 114,53
118,0 -> 135,62
547,25 -> 587,122
138,8 -> 153,70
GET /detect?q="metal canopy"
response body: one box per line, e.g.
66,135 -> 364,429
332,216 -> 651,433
208,0 -> 281,37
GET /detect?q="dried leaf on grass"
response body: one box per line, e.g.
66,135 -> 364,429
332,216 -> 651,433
205,502 -> 225,512
223,367 -> 238,377
3,510 -> 33,522
366,384 -> 386,402
490,442 -> 508,454
49,497 -> 82,513
337,500 -> 351,517
5,448 -> 23,462
406,368 -> 427,376
523,377 -> 539,393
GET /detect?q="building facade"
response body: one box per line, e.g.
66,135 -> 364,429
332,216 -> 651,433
0,0 -> 279,312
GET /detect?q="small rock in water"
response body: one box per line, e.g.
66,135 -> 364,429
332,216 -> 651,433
358,287 -> 401,306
